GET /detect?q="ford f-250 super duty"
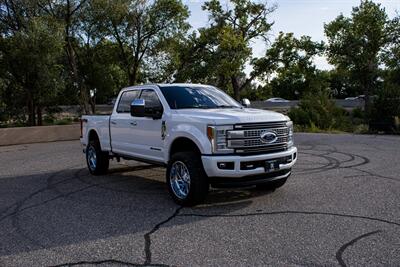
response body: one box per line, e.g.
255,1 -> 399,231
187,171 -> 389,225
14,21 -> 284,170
80,84 -> 297,206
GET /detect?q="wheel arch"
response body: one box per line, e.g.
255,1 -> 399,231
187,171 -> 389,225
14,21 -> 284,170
88,129 -> 100,142
168,137 -> 202,161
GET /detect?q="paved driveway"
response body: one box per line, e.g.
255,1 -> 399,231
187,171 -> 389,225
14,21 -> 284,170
0,133 -> 399,266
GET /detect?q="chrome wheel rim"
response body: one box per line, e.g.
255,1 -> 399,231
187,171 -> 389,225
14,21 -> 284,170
87,146 -> 97,171
169,161 -> 191,199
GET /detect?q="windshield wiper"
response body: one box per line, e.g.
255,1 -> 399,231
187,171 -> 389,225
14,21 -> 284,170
178,105 -> 211,109
215,105 -> 239,108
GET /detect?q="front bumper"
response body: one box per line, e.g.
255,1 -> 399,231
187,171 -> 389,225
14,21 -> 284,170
201,147 -> 297,178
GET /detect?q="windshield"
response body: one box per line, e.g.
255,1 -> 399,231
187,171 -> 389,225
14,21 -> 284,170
159,85 -> 242,109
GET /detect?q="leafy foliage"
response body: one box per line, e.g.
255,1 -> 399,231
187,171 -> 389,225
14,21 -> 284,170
0,0 -> 399,133
288,91 -> 349,130
369,83 -> 400,132
174,0 -> 276,99
324,0 -> 389,112
89,0 -> 189,85
0,12 -> 64,125
254,32 -> 326,99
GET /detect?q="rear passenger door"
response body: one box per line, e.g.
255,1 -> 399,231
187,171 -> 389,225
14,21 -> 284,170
110,89 -> 141,155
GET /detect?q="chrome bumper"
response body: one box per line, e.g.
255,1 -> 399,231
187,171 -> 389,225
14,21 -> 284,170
201,147 -> 297,178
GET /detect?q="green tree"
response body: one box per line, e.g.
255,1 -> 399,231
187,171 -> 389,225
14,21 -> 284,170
382,13 -> 400,86
77,40 -> 128,111
37,0 -> 92,113
175,0 -> 276,100
0,18 -> 64,125
89,0 -> 189,86
255,32 -> 325,99
325,0 -> 389,113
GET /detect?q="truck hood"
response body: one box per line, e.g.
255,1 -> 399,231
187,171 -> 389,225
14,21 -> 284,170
174,108 -> 288,125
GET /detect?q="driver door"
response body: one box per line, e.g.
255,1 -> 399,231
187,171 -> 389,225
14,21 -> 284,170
126,89 -> 165,163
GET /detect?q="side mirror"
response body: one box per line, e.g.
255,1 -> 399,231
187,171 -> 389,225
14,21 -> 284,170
241,98 -> 251,107
130,99 -> 145,117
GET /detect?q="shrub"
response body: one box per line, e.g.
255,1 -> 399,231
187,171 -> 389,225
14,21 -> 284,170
288,91 -> 349,130
369,85 -> 400,132
351,107 -> 364,119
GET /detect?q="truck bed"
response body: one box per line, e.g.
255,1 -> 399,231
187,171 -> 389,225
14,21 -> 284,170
81,115 -> 111,151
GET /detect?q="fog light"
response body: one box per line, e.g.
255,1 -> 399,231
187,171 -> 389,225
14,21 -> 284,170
293,152 -> 297,160
217,162 -> 234,170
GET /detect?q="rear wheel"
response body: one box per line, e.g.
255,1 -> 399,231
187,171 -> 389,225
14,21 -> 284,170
166,152 -> 209,206
86,140 -> 109,175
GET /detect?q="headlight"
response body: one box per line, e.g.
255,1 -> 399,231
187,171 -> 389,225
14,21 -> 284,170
286,120 -> 294,148
207,125 -> 234,154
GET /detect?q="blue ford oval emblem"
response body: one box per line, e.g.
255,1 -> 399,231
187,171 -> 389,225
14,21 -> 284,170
260,131 -> 278,144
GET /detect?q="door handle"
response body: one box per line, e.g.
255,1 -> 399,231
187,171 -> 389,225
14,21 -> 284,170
111,121 -> 117,125
130,121 -> 137,126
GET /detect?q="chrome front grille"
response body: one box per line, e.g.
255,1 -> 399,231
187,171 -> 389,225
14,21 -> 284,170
227,121 -> 290,154
228,136 -> 289,147
243,127 -> 289,138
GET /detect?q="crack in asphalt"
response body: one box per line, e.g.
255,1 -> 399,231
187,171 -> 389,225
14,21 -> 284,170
0,169 -> 144,225
178,211 -> 396,266
178,210 -> 400,227
335,230 -> 382,267
143,206 -> 183,266
0,168 -> 81,223
50,259 -> 169,266
1,165 -> 180,267
1,142 -> 398,266
48,206 -> 183,267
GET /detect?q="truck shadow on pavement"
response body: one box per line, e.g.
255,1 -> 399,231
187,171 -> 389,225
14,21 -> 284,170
0,164 -> 270,259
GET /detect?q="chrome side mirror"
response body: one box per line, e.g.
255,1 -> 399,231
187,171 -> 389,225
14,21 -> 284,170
130,99 -> 145,117
241,98 -> 251,107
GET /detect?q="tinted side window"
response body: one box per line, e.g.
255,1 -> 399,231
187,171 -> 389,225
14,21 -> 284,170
117,90 -> 140,113
140,90 -> 163,114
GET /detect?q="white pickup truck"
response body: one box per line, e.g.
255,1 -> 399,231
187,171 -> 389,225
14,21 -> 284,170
80,84 -> 297,206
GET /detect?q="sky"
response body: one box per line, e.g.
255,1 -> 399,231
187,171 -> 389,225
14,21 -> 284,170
183,0 -> 400,71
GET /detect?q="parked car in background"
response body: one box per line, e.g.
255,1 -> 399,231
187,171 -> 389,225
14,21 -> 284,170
345,95 -> 371,101
345,97 -> 358,100
265,97 -> 290,103
80,84 -> 297,206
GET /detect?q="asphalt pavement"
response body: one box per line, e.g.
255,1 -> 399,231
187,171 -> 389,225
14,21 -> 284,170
0,133 -> 399,266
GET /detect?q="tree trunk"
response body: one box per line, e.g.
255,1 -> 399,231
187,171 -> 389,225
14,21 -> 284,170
37,105 -> 43,126
64,4 -> 90,115
130,60 -> 139,85
364,86 -> 371,122
231,76 -> 241,101
27,94 -> 36,126
66,39 -> 90,114
89,96 -> 96,114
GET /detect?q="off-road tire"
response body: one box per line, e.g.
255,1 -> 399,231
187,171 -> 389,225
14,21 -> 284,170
86,140 -> 109,175
166,152 -> 209,206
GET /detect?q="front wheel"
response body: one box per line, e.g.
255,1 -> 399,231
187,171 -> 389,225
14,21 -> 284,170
166,152 -> 209,206
86,140 -> 109,175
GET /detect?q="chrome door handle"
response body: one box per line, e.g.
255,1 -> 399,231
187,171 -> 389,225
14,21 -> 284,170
111,121 -> 117,125
130,121 -> 137,126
